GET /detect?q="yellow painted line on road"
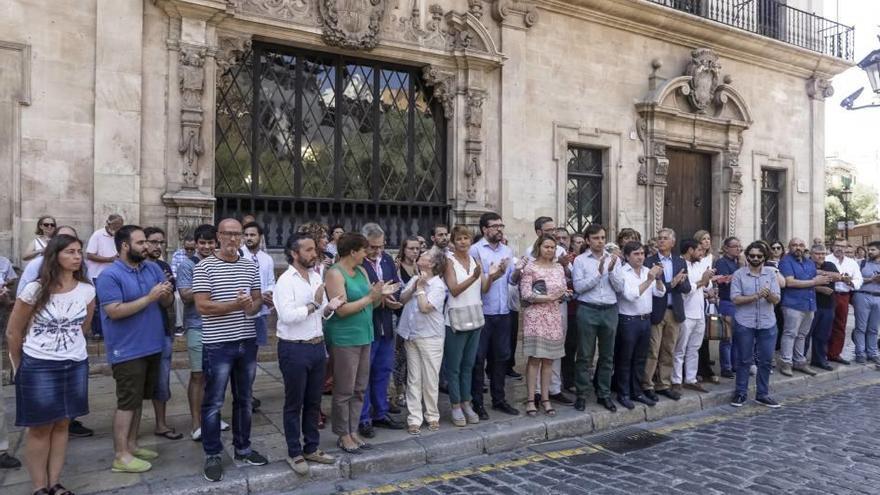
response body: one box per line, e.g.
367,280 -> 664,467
346,375 -> 880,495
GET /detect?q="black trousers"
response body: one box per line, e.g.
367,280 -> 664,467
612,317 -> 651,398
472,314 -> 512,407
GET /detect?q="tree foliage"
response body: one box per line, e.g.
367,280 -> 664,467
825,181 -> 879,240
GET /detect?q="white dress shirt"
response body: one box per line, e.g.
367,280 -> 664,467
683,259 -> 708,319
828,254 -> 863,293
274,265 -> 326,341
242,248 -> 277,317
618,263 -> 666,316
572,250 -> 624,305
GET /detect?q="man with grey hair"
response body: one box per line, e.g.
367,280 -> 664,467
643,228 -> 692,402
358,223 -> 405,438
778,237 -> 831,376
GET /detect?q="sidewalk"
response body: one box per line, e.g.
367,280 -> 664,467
1,350 -> 875,495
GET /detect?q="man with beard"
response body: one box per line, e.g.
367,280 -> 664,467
672,239 -> 715,395
143,227 -> 184,441
729,241 -> 782,407
853,241 -> 880,366
242,222 -> 276,412
431,224 -> 450,253
274,232 -> 344,475
97,225 -> 174,473
778,238 -> 831,376
827,239 -> 862,364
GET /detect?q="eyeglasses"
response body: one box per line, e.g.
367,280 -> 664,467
42,223 -> 56,227
771,246 -> 783,250
486,224 -> 505,230
747,254 -> 765,260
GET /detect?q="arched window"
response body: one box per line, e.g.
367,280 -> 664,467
215,43 -> 448,247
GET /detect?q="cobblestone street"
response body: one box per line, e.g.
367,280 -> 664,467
324,375 -> 880,495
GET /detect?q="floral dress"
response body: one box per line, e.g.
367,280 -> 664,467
520,261 -> 566,359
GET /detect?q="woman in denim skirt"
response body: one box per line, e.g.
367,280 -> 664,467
6,234 -> 95,495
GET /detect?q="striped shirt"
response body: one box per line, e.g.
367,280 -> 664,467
192,255 -> 261,344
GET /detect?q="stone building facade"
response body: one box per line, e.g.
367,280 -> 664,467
0,0 -> 853,260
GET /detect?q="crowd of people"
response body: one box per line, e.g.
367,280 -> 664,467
2,211 -> 880,494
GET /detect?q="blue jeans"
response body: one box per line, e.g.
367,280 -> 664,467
360,335 -> 395,425
810,306 -> 834,366
154,336 -> 174,402
718,301 -> 736,372
852,293 -> 880,360
278,340 -> 326,458
201,338 -> 258,457
472,313 -> 512,407
612,317 -> 651,398
254,315 -> 268,346
733,323 -> 776,398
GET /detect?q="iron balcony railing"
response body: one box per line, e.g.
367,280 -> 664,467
648,0 -> 855,61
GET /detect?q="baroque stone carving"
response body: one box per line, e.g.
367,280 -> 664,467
422,65 -> 456,117
685,48 -> 721,113
492,0 -> 538,28
216,35 -> 252,85
465,156 -> 483,202
806,76 -> 834,100
318,0 -> 387,50
465,91 -> 484,134
178,44 -> 207,188
463,89 -> 487,202
637,156 -> 648,185
468,0 -> 484,19
238,0 -> 312,21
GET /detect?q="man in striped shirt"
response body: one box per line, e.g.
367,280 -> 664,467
192,218 -> 267,482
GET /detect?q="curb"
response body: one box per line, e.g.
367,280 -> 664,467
91,364 -> 875,495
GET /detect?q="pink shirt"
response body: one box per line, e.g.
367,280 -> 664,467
85,228 -> 117,279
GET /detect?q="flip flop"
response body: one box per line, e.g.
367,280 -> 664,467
154,429 -> 184,440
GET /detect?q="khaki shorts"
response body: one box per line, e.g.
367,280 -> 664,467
187,326 -> 203,373
111,353 -> 161,411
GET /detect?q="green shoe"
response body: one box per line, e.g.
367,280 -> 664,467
111,457 -> 152,473
133,448 -> 159,460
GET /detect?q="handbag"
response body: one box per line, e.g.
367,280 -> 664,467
448,304 -> 485,332
705,302 -> 730,341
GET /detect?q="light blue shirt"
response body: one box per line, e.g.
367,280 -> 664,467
572,250 -> 624,305
730,266 -> 781,329
469,238 -> 514,316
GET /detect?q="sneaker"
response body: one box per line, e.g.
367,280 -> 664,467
191,428 -> 202,441
0,453 -> 22,469
204,455 -> 224,482
234,450 -> 268,466
730,394 -> 747,407
451,407 -> 467,427
461,403 -> 480,425
755,396 -> 781,408
69,420 -> 94,438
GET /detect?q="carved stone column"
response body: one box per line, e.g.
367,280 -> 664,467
723,151 -> 743,237
650,141 -> 669,236
178,43 -> 207,189
464,89 -> 486,203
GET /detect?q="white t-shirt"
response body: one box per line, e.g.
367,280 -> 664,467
85,228 -> 117,279
19,281 -> 95,361
683,258 -> 709,319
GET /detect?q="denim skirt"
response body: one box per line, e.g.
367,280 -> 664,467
15,354 -> 89,427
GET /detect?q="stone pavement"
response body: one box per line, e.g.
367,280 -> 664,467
326,371 -> 880,495
0,310 -> 866,494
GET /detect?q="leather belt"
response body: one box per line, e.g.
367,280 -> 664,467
578,300 -> 616,311
283,336 -> 324,345
619,314 -> 651,321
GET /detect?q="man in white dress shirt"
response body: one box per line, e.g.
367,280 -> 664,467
672,239 -> 715,394
827,239 -> 863,364
274,232 -> 343,475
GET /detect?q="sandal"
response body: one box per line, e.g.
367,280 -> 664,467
48,484 -> 75,495
154,429 -> 183,440
541,400 -> 556,417
336,438 -> 360,454
525,400 -> 538,417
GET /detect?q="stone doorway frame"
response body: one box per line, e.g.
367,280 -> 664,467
635,49 -> 753,243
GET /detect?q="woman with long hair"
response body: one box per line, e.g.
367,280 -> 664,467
520,235 -> 569,417
6,234 -> 95,495
324,233 -> 386,453
694,230 -> 721,385
22,216 -> 57,262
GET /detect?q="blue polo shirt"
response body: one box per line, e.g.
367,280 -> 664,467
96,260 -> 167,364
779,254 -> 817,312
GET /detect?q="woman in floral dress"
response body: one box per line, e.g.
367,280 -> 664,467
520,235 -> 569,417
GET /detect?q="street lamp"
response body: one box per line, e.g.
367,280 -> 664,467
840,36 -> 880,111
841,185 -> 853,241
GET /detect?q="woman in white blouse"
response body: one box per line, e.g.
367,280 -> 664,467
613,242 -> 665,410
397,247 -> 449,435
22,215 -> 56,262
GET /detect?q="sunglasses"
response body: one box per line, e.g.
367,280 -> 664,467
771,246 -> 783,250
747,254 -> 765,259
42,223 -> 56,227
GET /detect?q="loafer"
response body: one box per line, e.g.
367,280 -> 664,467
506,370 -> 523,380
491,401 -> 520,416
549,392 -> 574,405
633,394 -> 656,407
597,397 -> 617,412
642,389 -> 659,402
683,383 -> 709,393
473,404 -> 490,421
288,455 -> 309,476
0,453 -> 22,469
657,388 -> 681,401
811,362 -> 834,371
792,364 -> 817,376
373,416 -> 405,430
778,363 -> 793,377
616,395 -> 635,410
112,457 -> 152,473
719,370 -> 735,379
574,398 -> 586,411
68,420 -> 94,438
358,423 -> 375,438
303,450 -> 336,464
830,356 -> 850,365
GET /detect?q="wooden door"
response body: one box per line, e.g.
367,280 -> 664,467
663,149 -> 712,245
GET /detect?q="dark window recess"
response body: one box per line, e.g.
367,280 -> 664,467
761,169 -> 782,242
565,147 -> 603,235
215,44 -> 448,248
